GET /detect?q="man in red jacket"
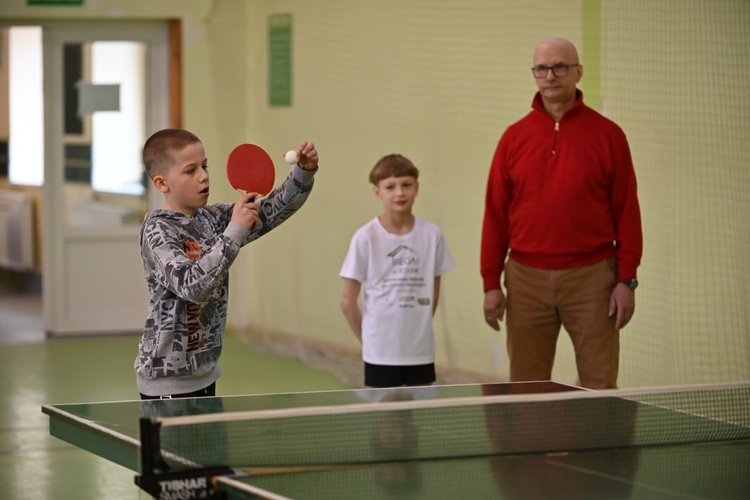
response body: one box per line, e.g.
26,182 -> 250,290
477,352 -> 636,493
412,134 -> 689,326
481,38 -> 642,389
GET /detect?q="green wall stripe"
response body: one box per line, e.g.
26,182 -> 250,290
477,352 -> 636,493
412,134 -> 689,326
582,0 -> 601,112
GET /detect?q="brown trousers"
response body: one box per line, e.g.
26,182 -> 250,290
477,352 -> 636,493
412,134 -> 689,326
504,257 -> 619,389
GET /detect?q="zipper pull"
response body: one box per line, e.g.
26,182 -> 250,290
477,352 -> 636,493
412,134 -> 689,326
551,122 -> 560,155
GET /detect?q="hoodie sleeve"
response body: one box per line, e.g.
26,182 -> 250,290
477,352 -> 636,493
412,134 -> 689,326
140,215 -> 246,303
242,164 -> 317,244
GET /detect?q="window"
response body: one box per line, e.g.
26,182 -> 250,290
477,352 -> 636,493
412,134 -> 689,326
8,26 -> 44,186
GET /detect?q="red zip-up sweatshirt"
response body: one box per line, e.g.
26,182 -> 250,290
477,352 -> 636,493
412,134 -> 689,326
481,90 -> 642,292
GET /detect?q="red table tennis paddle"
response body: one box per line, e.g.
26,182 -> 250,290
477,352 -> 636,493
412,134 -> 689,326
226,144 -> 276,197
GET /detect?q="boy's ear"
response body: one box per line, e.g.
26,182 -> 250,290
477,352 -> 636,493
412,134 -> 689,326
152,175 -> 169,193
372,184 -> 380,199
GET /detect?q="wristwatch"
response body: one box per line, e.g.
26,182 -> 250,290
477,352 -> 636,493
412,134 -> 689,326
621,279 -> 639,290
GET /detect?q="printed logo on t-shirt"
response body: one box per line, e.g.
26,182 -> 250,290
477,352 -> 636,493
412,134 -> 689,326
388,244 -> 419,271
384,244 -> 425,309
387,244 -> 416,258
181,240 -> 201,260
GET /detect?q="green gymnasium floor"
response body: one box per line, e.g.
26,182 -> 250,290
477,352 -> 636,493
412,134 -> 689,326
0,300 -> 351,500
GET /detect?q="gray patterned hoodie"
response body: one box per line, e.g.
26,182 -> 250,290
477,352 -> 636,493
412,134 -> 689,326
135,165 -> 316,396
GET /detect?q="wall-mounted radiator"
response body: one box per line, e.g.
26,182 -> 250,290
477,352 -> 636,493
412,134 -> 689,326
0,190 -> 35,272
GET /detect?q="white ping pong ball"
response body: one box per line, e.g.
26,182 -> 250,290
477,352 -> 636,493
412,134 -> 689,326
284,150 -> 299,165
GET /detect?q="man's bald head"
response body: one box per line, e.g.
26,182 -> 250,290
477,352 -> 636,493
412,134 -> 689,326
533,37 -> 580,66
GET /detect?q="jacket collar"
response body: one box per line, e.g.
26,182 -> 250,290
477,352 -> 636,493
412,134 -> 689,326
531,89 -> 584,120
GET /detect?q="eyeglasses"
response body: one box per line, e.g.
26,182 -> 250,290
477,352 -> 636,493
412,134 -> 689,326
531,63 -> 579,78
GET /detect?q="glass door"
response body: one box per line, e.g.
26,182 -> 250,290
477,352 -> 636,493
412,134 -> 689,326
42,22 -> 169,335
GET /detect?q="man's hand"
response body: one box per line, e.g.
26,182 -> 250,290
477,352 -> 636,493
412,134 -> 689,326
609,283 -> 635,330
483,288 -> 506,331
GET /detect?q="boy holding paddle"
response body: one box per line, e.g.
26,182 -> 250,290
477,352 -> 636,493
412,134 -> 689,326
135,128 -> 318,400
339,154 -> 455,388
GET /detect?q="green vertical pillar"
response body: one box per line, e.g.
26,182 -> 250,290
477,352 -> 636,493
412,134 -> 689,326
269,14 -> 293,107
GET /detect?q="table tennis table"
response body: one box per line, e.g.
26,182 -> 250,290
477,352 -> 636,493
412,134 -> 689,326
42,380 -> 750,499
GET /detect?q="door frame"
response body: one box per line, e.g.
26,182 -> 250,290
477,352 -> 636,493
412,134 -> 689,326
41,22 -> 171,335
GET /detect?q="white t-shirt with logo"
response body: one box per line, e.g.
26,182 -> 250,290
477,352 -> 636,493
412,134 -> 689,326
340,216 -> 455,365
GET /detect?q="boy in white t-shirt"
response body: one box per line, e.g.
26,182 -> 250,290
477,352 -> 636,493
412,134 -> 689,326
339,154 -> 455,388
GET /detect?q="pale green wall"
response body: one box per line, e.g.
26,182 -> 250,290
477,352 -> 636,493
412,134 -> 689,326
2,0 -> 748,387
600,2 -> 750,385
234,0 -> 588,385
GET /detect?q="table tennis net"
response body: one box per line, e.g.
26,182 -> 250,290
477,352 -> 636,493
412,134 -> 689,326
152,382 -> 750,472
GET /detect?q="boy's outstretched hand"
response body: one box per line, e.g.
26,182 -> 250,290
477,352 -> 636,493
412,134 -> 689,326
294,141 -> 319,171
232,191 -> 260,230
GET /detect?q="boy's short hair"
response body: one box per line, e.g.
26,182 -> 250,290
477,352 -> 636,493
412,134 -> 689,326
143,128 -> 202,179
369,154 -> 419,185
